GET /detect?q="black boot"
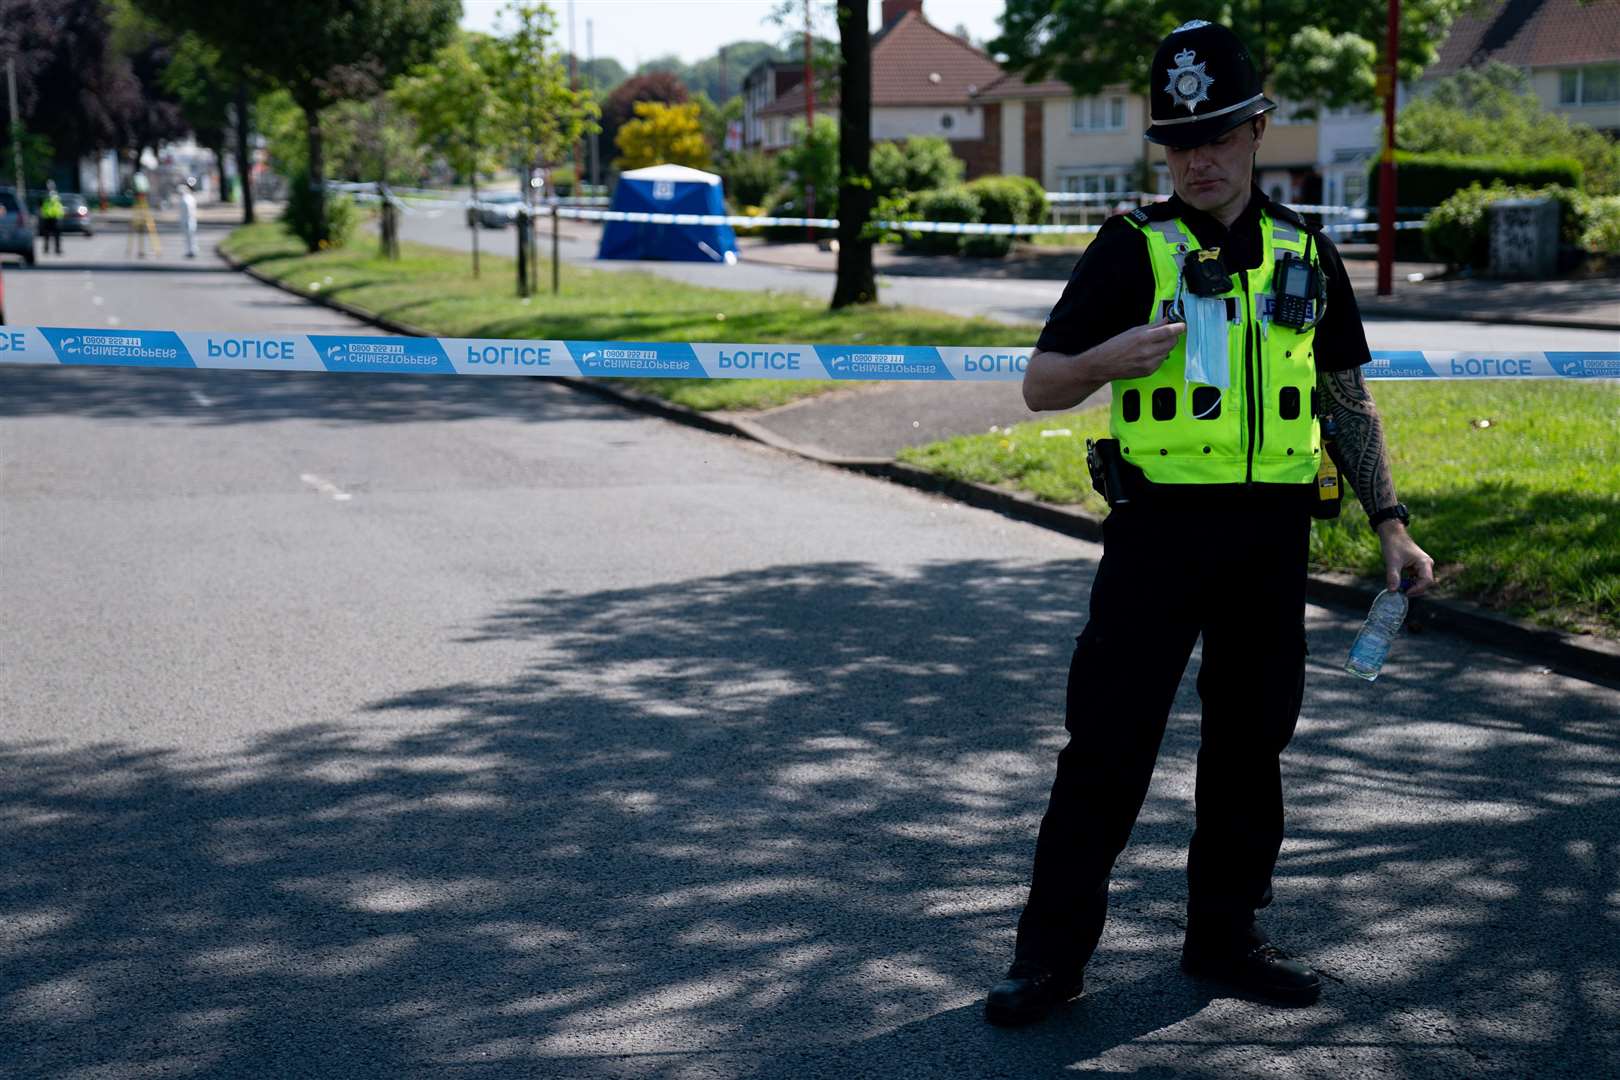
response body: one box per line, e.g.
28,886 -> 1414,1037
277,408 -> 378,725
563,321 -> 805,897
1181,930 -> 1321,1006
984,959 -> 1083,1027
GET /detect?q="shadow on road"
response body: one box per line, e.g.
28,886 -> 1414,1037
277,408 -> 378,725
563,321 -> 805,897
2,559 -> 1616,1077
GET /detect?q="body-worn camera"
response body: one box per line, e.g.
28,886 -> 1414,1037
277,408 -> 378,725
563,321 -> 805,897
1272,251 -> 1322,330
1183,247 -> 1232,297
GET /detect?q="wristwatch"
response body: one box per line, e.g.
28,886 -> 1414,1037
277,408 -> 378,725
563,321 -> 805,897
1368,503 -> 1410,530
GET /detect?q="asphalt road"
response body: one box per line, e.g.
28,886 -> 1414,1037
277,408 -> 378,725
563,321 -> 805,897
1,225 -> 1617,1079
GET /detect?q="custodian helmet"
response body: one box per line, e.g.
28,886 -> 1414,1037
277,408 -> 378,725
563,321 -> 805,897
1144,20 -> 1276,149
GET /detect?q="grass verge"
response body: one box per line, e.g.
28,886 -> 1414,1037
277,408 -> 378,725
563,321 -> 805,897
221,222 -> 1037,412
900,383 -> 1620,637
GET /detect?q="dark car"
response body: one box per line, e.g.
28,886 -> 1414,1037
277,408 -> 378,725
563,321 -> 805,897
0,188 -> 35,266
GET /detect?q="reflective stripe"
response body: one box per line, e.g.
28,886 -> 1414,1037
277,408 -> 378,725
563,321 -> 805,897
1271,221 -> 1300,245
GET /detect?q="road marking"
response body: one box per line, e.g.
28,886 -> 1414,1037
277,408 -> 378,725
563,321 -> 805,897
189,389 -> 214,407
300,473 -> 353,502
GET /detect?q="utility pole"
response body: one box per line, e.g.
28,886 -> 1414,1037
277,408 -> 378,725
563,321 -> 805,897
803,0 -> 816,242
1377,0 -> 1399,296
7,59 -> 26,202
587,19 -> 599,193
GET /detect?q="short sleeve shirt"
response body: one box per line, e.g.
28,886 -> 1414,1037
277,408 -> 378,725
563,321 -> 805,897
1036,187 -> 1371,374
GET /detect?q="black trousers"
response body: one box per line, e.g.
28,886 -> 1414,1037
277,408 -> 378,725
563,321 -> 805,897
41,217 -> 62,253
1015,500 -> 1311,969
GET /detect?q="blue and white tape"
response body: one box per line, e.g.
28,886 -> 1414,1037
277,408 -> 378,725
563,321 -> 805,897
0,327 -> 1615,382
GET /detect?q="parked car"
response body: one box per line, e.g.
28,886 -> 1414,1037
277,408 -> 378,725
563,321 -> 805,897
0,188 -> 35,266
469,191 -> 526,228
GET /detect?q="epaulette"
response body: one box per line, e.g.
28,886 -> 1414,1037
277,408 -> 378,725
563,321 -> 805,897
1125,201 -> 1178,226
1267,201 -> 1311,232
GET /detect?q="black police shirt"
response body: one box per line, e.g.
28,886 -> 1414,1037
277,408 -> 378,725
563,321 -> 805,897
1036,185 -> 1371,374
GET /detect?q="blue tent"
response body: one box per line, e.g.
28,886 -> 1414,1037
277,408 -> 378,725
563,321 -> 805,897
598,164 -> 739,263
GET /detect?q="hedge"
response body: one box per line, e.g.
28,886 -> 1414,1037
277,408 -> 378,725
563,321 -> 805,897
1368,151 -> 1585,211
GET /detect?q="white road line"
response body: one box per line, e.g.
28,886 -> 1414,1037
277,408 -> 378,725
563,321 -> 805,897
188,389 -> 214,407
300,473 -> 353,502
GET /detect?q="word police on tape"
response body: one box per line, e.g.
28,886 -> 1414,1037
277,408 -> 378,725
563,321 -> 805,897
1,327 -> 1615,382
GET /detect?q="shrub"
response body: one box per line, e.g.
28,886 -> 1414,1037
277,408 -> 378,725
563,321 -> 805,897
870,135 -> 965,198
282,172 -> 358,251
1580,196 -> 1620,255
959,175 -> 1049,256
901,186 -> 980,255
869,190 -> 915,243
1424,182 -> 1595,269
719,150 -> 780,209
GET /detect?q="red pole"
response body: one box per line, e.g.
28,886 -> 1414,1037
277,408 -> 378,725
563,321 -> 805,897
804,0 -> 816,243
1377,0 -> 1399,297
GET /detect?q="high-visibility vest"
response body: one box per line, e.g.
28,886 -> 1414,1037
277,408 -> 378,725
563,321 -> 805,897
40,194 -> 64,220
1113,207 -> 1322,489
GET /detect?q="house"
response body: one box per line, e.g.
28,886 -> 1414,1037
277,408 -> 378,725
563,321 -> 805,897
750,0 -> 1006,177
741,61 -> 805,151
1316,0 -> 1619,213
1424,0 -> 1620,135
978,74 -> 1321,204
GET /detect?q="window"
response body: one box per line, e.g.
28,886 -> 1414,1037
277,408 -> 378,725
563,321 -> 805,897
1559,64 -> 1620,105
1070,95 -> 1126,132
1059,171 -> 1128,196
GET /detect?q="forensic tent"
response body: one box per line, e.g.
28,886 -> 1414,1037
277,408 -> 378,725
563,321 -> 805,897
597,164 -> 738,263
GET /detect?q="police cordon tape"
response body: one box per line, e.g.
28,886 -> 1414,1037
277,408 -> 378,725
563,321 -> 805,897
2,326 -> 1615,382
339,184 -> 1422,238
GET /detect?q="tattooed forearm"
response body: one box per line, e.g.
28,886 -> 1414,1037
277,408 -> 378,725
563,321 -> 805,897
1319,366 -> 1397,517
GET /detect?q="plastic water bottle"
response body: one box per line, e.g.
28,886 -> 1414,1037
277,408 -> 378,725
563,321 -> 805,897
1345,588 -> 1409,681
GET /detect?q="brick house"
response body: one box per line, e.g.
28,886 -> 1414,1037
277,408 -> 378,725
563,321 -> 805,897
748,0 -> 1006,178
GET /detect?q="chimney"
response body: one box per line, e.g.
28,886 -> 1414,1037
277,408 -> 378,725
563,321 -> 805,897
882,0 -> 924,27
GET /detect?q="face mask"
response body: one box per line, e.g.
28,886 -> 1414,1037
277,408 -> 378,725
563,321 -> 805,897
1182,291 -> 1230,390
1178,247 -> 1232,390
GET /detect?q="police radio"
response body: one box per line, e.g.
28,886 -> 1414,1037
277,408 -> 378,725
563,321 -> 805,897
1272,249 -> 1324,330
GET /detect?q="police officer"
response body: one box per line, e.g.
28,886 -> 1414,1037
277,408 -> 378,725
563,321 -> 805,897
39,181 -> 64,255
984,20 -> 1434,1026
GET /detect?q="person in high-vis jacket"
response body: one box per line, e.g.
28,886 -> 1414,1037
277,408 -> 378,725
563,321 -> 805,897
985,20 -> 1434,1027
39,182 -> 65,254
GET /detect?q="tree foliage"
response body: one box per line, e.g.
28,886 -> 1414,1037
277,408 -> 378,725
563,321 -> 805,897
599,72 -> 689,163
135,0 -> 458,248
614,101 -> 709,170
1396,62 -> 1620,196
492,1 -> 598,178
990,0 -> 1475,114
773,114 -> 839,218
393,32 -> 511,184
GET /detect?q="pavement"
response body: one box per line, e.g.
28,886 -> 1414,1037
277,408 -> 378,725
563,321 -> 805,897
3,210 -> 1619,1080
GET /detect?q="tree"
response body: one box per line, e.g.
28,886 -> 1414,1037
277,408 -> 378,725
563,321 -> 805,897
394,32 -> 511,275
992,0 -> 1475,195
599,72 -> 689,167
614,101 -> 709,170
1396,62 -> 1620,196
832,0 -> 874,309
159,34 -> 234,197
992,1 -> 1473,112
135,0 -> 459,249
492,0 -> 597,296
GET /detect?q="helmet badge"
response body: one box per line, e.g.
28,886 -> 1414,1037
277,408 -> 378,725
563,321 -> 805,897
1165,48 -> 1214,114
